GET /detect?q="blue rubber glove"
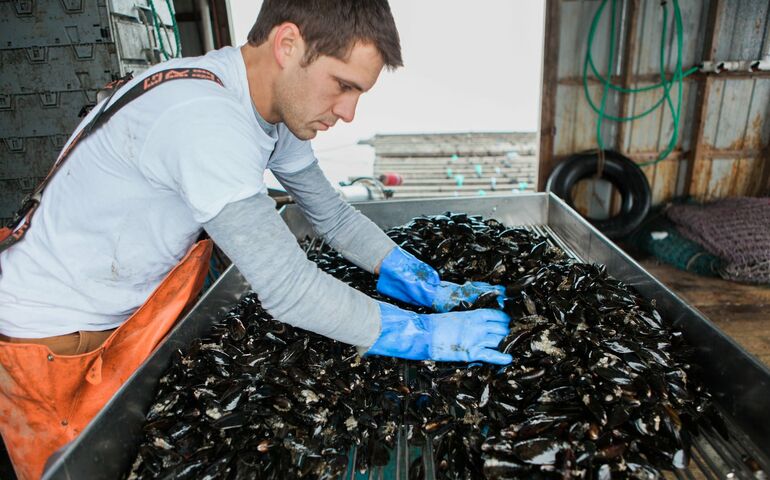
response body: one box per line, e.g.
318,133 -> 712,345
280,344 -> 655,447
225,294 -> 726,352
377,247 -> 505,312
365,302 -> 513,365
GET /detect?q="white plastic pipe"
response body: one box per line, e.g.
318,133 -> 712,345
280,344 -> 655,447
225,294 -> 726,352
701,27 -> 770,73
752,59 -> 770,72
700,60 -> 769,73
196,0 -> 216,52
338,184 -> 374,202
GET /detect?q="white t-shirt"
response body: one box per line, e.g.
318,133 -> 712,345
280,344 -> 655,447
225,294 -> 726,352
0,46 -> 315,338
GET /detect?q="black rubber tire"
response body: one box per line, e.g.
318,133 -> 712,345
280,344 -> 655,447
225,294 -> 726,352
546,150 -> 651,239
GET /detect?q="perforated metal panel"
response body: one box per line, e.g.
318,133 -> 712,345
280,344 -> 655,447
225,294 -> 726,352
0,0 -> 178,225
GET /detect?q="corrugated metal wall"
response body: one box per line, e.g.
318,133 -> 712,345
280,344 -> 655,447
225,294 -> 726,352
538,0 -> 770,212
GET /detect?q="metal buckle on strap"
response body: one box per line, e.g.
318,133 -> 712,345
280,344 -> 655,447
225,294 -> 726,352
6,193 -> 40,229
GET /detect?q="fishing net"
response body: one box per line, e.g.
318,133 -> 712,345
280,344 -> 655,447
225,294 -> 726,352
667,197 -> 770,284
627,212 -> 722,277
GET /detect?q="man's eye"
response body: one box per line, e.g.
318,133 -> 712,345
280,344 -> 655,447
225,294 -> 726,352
338,81 -> 351,92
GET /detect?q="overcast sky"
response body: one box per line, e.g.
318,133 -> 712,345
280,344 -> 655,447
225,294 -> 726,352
227,0 -> 545,183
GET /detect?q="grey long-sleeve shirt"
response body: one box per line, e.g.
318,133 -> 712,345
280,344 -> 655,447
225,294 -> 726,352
203,162 -> 396,348
273,162 -> 396,273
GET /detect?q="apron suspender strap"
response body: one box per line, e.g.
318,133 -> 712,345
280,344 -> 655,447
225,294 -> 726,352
0,68 -> 224,253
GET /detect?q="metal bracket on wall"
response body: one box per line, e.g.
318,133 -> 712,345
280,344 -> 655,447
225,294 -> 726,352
50,135 -> 68,150
134,5 -> 161,63
0,95 -> 12,111
60,0 -> 85,14
71,43 -> 95,59
12,0 -> 33,16
3,138 -> 25,154
17,177 -> 38,192
25,46 -> 47,63
134,4 -> 153,23
39,92 -> 60,108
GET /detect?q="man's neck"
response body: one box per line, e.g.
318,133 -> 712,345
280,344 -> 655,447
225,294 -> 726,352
240,43 -> 280,124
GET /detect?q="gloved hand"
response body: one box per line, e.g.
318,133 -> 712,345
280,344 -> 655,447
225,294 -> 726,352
377,247 -> 505,312
365,302 -> 512,365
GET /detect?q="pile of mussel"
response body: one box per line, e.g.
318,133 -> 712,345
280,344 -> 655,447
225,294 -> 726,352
128,213 -> 715,479
126,295 -> 404,479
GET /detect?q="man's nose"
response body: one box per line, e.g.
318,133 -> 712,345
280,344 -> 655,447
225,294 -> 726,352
332,94 -> 359,123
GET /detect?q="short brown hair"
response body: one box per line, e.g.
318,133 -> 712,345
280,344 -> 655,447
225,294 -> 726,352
247,0 -> 403,69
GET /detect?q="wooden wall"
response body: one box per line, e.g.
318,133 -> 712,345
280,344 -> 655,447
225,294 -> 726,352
538,0 -> 770,217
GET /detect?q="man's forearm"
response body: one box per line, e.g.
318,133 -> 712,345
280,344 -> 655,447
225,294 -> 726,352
203,193 -> 381,348
273,162 -> 396,273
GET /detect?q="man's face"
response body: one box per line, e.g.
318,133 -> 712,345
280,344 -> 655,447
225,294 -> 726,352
275,41 -> 385,140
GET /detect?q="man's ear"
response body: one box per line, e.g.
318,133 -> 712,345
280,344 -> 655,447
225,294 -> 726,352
272,22 -> 303,69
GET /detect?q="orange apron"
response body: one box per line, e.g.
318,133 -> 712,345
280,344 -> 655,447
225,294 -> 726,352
0,232 -> 212,479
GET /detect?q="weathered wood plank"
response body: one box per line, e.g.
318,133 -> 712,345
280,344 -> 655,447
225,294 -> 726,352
705,158 -> 738,200
538,0 -> 562,191
684,0 -> 722,199
713,79 -> 756,150
651,158 -> 680,205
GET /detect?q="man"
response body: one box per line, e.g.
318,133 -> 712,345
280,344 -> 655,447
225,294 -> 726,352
0,1 -> 511,478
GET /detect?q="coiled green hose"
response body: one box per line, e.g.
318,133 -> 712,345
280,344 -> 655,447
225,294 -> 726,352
148,0 -> 183,61
583,0 -> 698,166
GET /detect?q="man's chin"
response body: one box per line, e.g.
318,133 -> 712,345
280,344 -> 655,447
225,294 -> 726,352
286,125 -> 317,141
